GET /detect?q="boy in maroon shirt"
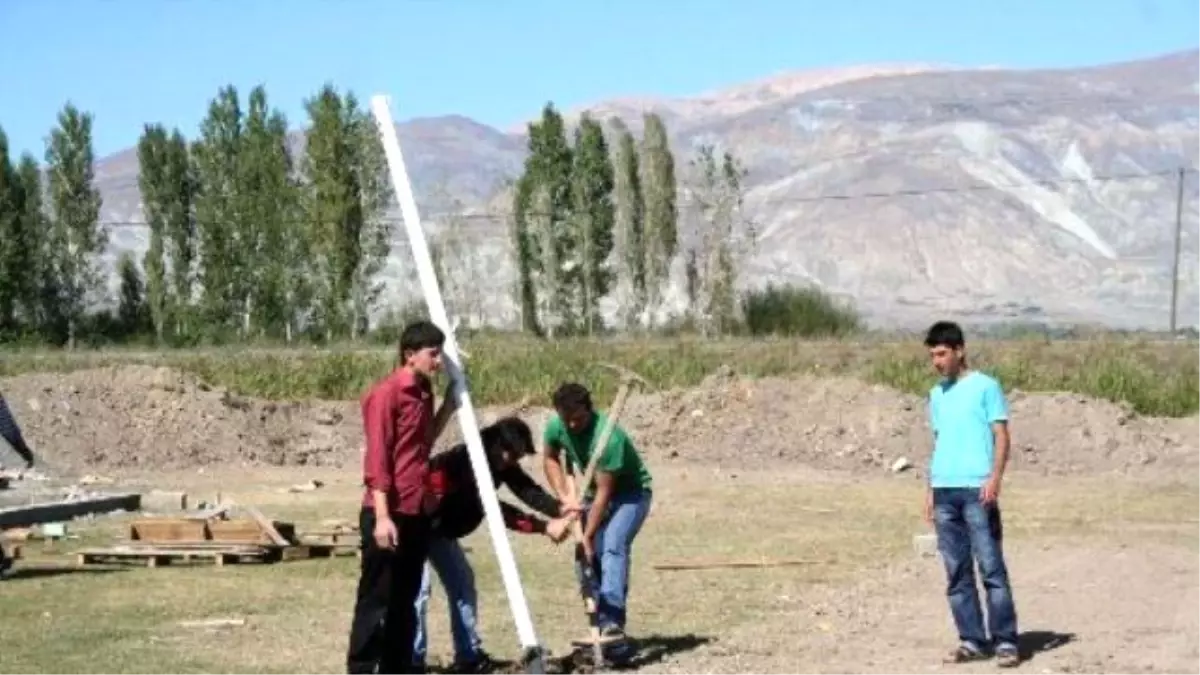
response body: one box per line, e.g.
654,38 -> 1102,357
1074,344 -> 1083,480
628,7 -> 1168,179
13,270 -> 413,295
347,320 -> 459,674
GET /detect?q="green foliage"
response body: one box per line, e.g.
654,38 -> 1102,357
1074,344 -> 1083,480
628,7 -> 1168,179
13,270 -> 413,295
741,283 -> 863,337
610,119 -> 645,328
116,251 -> 150,337
1,336 -> 1194,418
301,83 -> 393,341
570,113 -> 615,334
45,102 -> 106,348
639,112 -> 678,322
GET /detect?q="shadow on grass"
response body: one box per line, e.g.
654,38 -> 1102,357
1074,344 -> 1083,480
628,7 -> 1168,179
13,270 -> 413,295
463,634 -> 715,674
1018,630 -> 1075,661
4,564 -> 129,580
621,633 -> 714,668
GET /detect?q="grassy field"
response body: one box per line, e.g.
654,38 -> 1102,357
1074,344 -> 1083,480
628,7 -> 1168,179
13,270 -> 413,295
1,335 -> 1196,417
0,466 -> 1196,674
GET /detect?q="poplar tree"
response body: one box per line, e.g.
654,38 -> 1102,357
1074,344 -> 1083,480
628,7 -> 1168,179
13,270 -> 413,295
192,85 -> 244,336
45,103 -> 106,349
137,124 -> 172,343
639,112 -> 678,326
569,114 -> 615,334
301,83 -> 392,340
610,118 -> 644,329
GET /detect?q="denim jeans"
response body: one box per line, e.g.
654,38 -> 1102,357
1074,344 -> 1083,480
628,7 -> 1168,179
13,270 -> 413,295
412,536 -> 482,666
932,487 -> 1019,652
575,488 -> 653,632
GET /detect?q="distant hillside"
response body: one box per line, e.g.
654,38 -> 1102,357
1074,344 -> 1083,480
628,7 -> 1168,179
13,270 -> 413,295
92,49 -> 1200,331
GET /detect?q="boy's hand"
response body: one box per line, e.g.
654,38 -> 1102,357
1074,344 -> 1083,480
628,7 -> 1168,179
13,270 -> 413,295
373,516 -> 398,551
922,489 -> 934,525
980,476 -> 1002,505
545,517 -> 569,544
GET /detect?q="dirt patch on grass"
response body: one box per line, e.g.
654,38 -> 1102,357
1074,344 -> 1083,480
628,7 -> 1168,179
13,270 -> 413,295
0,364 -> 1195,478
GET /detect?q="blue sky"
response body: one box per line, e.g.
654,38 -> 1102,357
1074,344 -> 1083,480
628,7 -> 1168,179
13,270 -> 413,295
1,0 -> 1196,159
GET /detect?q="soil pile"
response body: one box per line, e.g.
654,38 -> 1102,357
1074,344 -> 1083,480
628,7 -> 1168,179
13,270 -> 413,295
0,364 -> 1194,477
0,365 -> 361,472
616,365 -> 1199,476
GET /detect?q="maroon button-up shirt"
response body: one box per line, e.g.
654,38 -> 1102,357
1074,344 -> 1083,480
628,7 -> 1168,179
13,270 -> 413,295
360,367 -> 435,516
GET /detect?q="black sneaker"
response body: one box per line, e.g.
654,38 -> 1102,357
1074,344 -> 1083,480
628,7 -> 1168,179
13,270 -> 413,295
943,642 -> 987,664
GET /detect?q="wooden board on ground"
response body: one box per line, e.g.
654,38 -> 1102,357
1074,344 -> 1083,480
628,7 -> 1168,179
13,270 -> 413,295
73,541 -> 350,568
75,544 -> 273,568
128,516 -> 297,546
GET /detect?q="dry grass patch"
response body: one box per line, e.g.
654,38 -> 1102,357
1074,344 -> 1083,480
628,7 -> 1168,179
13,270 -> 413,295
0,468 -> 1194,673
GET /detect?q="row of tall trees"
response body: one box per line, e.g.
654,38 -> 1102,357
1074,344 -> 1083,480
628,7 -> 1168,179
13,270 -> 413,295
0,105 -> 105,347
0,83 -> 392,346
509,103 -> 756,337
0,93 -> 759,347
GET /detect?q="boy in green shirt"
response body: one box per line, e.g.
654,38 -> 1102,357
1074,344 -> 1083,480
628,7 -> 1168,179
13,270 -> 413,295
541,382 -> 653,650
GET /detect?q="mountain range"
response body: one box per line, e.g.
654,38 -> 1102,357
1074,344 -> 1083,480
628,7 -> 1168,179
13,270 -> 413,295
92,49 -> 1200,331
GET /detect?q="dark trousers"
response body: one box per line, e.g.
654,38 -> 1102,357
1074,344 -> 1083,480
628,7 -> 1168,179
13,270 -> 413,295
347,507 -> 432,674
932,487 -> 1019,651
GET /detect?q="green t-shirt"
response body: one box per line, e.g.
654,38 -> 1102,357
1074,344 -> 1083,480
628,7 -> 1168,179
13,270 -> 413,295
542,410 -> 653,498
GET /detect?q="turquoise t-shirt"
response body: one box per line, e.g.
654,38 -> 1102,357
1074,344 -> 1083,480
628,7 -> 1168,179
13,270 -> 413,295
928,371 -> 1009,488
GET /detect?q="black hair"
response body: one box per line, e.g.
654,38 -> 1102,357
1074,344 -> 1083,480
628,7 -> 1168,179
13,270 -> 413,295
551,382 -> 593,415
480,416 -> 535,461
924,320 -> 965,349
399,320 -> 446,361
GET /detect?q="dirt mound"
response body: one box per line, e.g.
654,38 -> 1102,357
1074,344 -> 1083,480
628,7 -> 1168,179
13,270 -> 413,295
615,366 -> 1199,477
0,364 -> 1193,477
0,365 -> 360,472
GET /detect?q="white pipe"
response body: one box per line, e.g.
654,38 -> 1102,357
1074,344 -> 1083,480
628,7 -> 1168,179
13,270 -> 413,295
368,95 -> 543,653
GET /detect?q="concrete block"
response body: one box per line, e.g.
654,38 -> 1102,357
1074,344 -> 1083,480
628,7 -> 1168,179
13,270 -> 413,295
913,533 -> 938,558
143,490 -> 189,512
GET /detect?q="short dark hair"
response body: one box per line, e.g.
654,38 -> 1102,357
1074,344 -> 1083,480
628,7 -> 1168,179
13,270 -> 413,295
924,320 -> 965,349
481,416 -> 535,460
399,320 -> 445,360
551,382 -> 593,415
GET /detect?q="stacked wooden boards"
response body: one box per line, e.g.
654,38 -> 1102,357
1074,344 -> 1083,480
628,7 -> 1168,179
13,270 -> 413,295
74,507 -> 360,569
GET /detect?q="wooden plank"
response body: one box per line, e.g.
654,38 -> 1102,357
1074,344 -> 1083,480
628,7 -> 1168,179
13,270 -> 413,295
130,518 -> 210,542
651,558 -> 827,571
0,493 -> 142,528
238,504 -> 291,546
74,545 -> 270,568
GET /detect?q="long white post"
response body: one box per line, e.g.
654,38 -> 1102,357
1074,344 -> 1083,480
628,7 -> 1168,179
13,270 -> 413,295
369,95 -> 543,656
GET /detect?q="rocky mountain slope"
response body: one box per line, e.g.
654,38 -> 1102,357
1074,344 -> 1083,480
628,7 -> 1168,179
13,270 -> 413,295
92,49 -> 1200,330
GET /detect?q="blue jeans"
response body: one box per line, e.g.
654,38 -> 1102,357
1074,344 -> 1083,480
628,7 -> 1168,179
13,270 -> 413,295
412,536 -> 482,666
575,488 -> 653,632
932,487 -> 1019,652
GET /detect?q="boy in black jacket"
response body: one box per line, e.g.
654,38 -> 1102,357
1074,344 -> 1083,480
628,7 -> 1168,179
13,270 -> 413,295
414,416 -> 573,673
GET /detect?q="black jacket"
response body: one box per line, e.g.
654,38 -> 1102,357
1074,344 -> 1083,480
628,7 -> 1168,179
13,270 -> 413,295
426,443 -> 562,540
0,394 -> 33,465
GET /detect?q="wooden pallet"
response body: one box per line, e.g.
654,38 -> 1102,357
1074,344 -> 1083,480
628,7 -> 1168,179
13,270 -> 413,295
74,541 -> 347,568
75,543 -> 272,568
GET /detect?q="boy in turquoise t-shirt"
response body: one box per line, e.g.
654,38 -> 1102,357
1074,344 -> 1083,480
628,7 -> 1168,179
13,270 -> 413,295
541,381 -> 653,650
923,321 -> 1020,668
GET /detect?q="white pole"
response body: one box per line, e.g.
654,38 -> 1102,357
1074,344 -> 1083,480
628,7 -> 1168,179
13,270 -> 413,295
368,95 -> 544,657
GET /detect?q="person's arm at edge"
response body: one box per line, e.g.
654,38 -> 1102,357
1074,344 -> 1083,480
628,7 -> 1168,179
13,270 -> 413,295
541,426 -> 572,502
983,380 -> 1011,504
0,394 -> 35,466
